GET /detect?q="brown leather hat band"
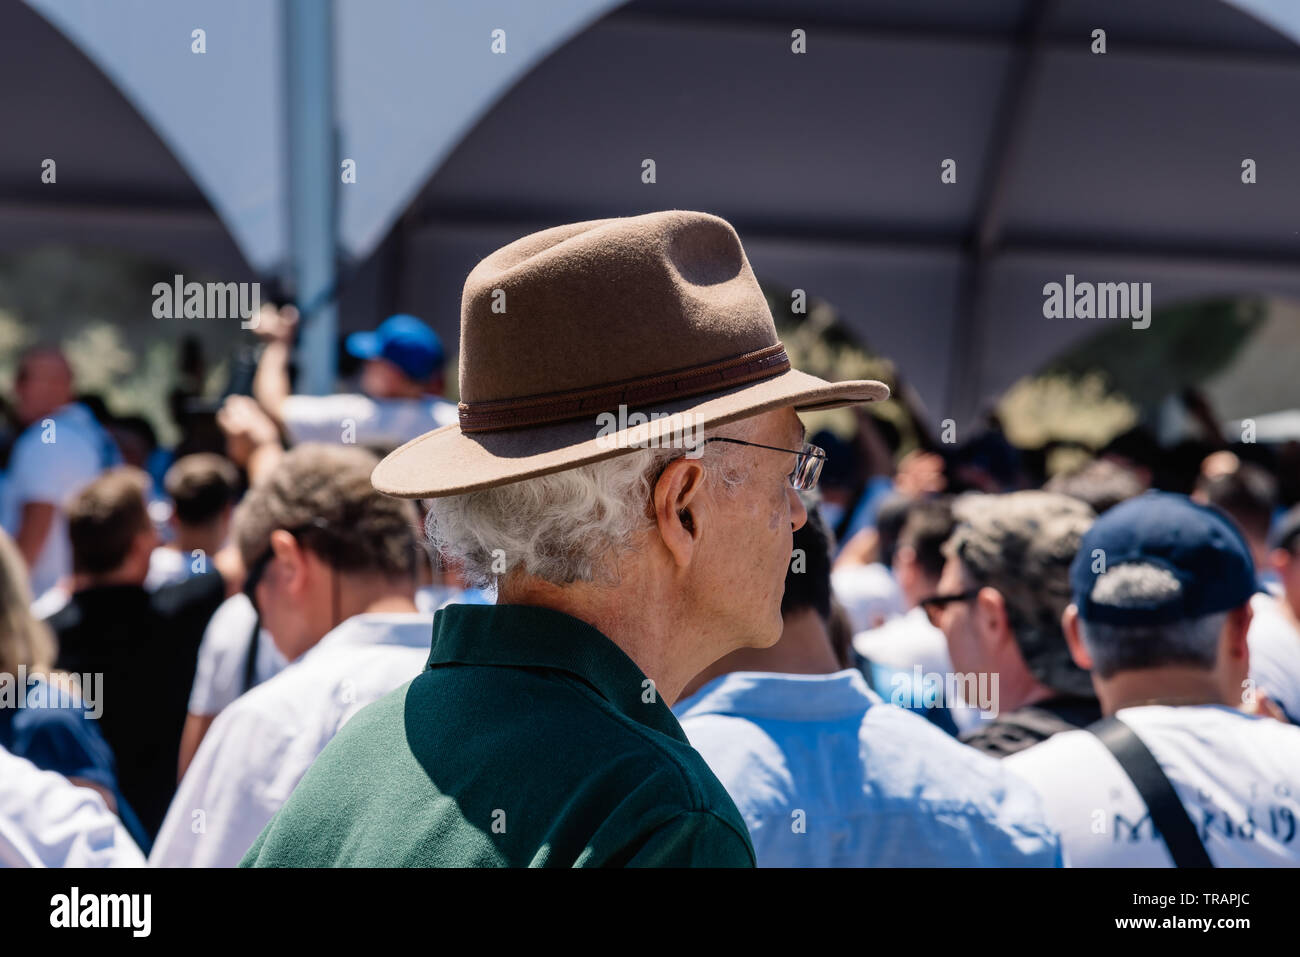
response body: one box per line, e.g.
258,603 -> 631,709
458,342 -> 791,433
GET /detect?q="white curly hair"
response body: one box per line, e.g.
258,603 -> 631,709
425,417 -> 760,587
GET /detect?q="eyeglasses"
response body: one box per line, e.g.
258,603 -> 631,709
695,438 -> 827,491
919,588 -> 981,628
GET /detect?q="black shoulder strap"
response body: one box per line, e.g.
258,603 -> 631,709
240,616 -> 261,695
1088,716 -> 1213,868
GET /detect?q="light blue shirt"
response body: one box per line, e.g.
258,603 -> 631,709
675,669 -> 1062,867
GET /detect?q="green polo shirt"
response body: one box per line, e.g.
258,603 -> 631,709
241,603 -> 755,867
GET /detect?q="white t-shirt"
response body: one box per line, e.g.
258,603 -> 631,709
187,593 -> 289,717
280,394 -> 457,449
1,403 -> 120,596
152,612 -> 433,867
1005,704 -> 1300,867
830,563 -> 904,634
0,745 -> 145,868
1248,593 -> 1300,724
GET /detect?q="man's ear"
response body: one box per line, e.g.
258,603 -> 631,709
652,456 -> 707,569
1062,604 -> 1093,670
893,544 -> 917,579
974,585 -> 1009,647
1224,602 -> 1253,664
1268,548 -> 1290,577
268,529 -> 307,593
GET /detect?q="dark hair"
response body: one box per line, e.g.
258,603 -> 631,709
783,504 -> 834,621
113,414 -> 158,451
864,415 -> 901,456
826,600 -> 855,670
874,493 -> 912,569
1044,458 -> 1145,515
75,393 -> 113,426
1197,464 -> 1277,544
66,467 -> 152,575
897,497 -> 955,581
809,429 -> 856,489
1101,426 -> 1159,471
165,453 -> 241,526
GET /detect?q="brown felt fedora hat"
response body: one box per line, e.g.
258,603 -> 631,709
372,210 -> 889,498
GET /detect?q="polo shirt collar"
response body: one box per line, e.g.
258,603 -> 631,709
427,603 -> 687,742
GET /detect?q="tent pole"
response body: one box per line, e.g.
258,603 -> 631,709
948,0 -> 1052,428
284,0 -> 338,395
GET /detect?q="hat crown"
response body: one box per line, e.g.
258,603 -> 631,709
369,210 -> 887,499
457,211 -> 778,406
1071,491 -> 1257,624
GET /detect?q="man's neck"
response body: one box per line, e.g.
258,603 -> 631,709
983,650 -> 1061,714
499,569 -> 724,708
331,577 -> 419,624
1097,667 -> 1230,715
681,607 -> 840,700
287,577 -> 418,661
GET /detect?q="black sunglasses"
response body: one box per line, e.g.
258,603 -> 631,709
242,517 -> 334,618
919,588 -> 981,627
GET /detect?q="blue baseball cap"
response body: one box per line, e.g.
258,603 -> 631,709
1070,491 -> 1260,626
345,314 -> 445,382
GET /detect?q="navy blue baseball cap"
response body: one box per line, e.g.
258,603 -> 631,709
346,314 -> 445,381
1070,491 -> 1260,626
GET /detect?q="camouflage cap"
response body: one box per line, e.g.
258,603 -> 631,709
946,491 -> 1097,697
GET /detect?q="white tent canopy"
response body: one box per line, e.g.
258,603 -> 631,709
4,0 -> 1300,420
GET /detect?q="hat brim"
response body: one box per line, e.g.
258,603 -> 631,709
372,369 -> 889,498
345,331 -> 381,361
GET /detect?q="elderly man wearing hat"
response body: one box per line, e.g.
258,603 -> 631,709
242,211 -> 889,867
253,309 -> 458,449
1006,492 -> 1300,867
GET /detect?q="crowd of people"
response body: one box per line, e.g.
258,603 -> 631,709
2,209 -> 1299,868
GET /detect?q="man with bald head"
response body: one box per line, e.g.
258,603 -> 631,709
3,347 -> 121,596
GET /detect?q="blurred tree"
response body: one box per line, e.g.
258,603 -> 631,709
0,247 -> 244,446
